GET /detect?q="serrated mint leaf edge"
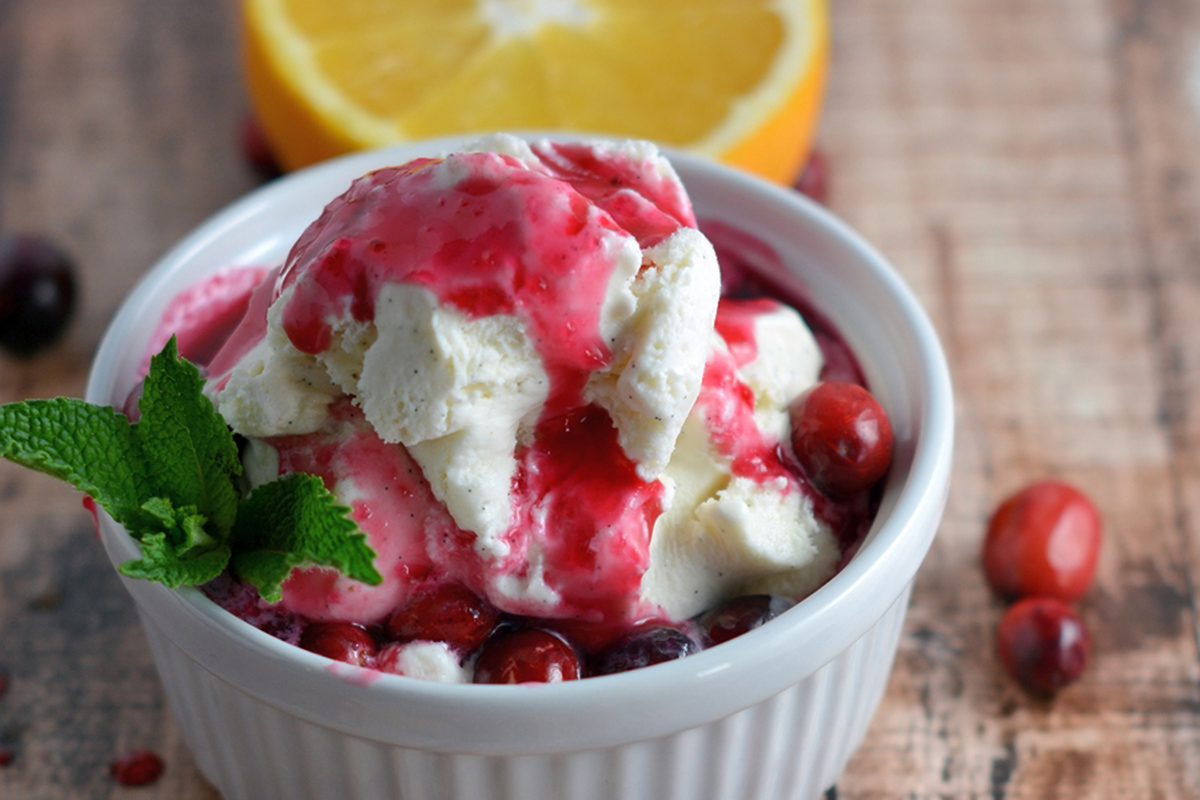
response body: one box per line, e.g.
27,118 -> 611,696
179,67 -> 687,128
0,398 -> 154,529
229,549 -> 294,604
232,472 -> 382,588
118,533 -> 232,589
135,336 -> 242,535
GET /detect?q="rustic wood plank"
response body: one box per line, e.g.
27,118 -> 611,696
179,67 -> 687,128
0,1 -> 247,797
825,0 -> 1200,797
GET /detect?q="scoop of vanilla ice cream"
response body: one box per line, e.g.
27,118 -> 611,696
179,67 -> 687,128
210,134 -> 719,566
200,135 -> 848,630
640,299 -> 837,620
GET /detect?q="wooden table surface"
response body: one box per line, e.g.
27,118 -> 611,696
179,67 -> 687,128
3,1 -> 1199,797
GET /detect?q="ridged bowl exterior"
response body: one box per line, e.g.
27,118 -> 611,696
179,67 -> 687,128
129,577 -> 911,800
87,135 -> 954,800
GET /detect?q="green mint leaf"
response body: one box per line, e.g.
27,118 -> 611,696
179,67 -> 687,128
120,497 -> 229,586
135,337 -> 242,535
230,472 -> 381,602
0,398 -> 154,530
228,550 -> 292,604
0,338 -> 380,603
140,496 -> 221,557
119,531 -> 231,588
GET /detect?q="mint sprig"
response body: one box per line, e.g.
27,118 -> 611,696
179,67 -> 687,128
232,473 -> 378,603
0,337 -> 382,599
137,338 -> 243,535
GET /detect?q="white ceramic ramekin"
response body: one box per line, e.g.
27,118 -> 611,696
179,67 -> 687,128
86,137 -> 953,800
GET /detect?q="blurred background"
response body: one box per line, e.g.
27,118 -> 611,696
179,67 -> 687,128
2,0 -> 1200,797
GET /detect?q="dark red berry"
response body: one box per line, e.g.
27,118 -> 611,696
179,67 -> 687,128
473,628 -> 581,684
240,115 -> 282,179
0,748 -> 13,766
789,381 -> 894,498
0,234 -> 77,357
794,149 -> 830,205
983,481 -> 1102,603
298,621 -> 377,666
593,625 -> 701,675
386,583 -> 501,655
696,594 -> 792,647
110,749 -> 164,786
997,597 -> 1090,695
0,667 -> 9,698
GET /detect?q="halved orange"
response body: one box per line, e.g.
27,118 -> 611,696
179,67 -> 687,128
242,0 -> 829,184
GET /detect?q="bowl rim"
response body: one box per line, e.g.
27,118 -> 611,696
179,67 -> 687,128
86,134 -> 954,752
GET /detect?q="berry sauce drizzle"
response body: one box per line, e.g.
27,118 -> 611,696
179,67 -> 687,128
700,218 -> 880,562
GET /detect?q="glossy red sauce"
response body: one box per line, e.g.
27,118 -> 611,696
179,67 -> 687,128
713,297 -> 783,368
205,266 -> 280,387
143,265 -> 269,373
279,154 -> 623,391
514,405 -> 662,617
267,401 -> 442,622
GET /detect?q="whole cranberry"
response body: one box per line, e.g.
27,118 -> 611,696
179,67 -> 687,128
593,625 -> 701,675
0,234 -> 77,357
110,749 -> 164,786
696,594 -> 793,647
983,480 -> 1102,602
789,381 -> 894,498
386,583 -> 501,655
473,628 -> 581,684
997,597 -> 1090,695
794,149 -> 830,205
298,621 -> 377,666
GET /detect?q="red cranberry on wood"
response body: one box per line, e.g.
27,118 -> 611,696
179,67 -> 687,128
473,628 -> 581,684
0,234 -> 77,357
110,749 -> 165,786
696,594 -> 793,647
593,624 -> 701,675
386,583 -> 501,655
298,621 -> 377,666
789,381 -> 894,498
983,480 -> 1102,603
997,597 -> 1090,695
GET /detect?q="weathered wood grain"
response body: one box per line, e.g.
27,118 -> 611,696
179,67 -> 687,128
2,0 -> 1200,797
1,1 -> 247,797
825,1 -> 1200,798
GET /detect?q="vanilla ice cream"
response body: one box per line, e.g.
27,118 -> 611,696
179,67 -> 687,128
163,134 -> 839,643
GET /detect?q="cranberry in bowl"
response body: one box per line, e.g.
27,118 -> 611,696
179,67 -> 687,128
86,135 -> 953,800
